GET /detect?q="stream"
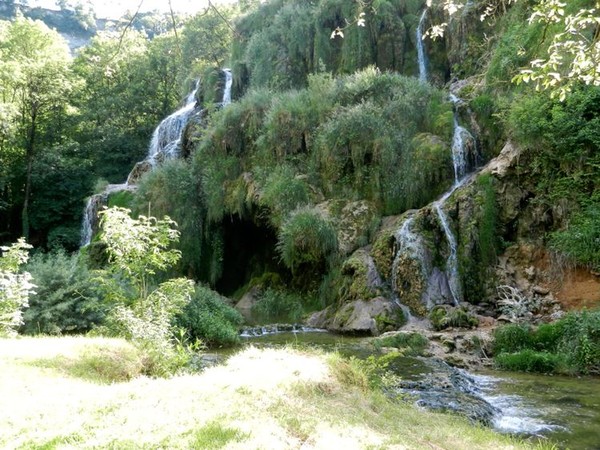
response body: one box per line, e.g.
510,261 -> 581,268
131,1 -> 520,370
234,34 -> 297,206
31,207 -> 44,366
232,328 -> 600,449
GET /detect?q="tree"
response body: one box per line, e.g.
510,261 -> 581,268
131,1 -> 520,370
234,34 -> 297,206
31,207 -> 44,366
0,17 -> 76,240
428,0 -> 600,99
98,207 -> 194,368
0,238 -> 34,336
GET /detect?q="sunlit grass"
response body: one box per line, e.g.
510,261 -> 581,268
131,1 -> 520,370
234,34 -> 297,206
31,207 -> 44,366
0,336 -> 544,449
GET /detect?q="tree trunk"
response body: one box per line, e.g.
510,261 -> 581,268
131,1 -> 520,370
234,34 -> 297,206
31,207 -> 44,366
21,108 -> 36,240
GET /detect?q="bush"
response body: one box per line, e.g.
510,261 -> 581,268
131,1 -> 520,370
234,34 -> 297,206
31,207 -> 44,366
22,251 -> 105,335
551,203 -> 600,271
177,285 -> 243,347
493,310 -> 600,374
495,349 -> 566,374
493,323 -> 532,354
277,206 -> 338,272
259,165 -> 310,226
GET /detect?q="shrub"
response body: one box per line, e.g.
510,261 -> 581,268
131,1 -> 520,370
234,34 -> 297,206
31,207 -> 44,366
277,206 -> 338,272
493,309 -> 600,374
551,203 -> 600,271
0,239 -> 34,336
134,159 -> 205,278
259,165 -> 310,227
429,306 -> 479,331
493,323 -> 532,354
22,251 -> 105,335
495,349 -> 566,374
177,285 -> 243,347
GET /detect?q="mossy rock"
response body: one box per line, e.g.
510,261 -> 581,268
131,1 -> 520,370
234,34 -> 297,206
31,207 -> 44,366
338,249 -> 383,303
316,200 -> 379,257
394,250 -> 428,316
371,215 -> 403,280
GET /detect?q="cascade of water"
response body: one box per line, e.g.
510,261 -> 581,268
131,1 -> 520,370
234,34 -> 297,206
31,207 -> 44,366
416,9 -> 428,83
80,193 -> 105,247
433,191 -> 462,306
80,183 -> 132,247
221,68 -> 233,106
80,77 -> 220,247
448,94 -> 475,184
430,94 -> 477,305
147,81 -> 200,165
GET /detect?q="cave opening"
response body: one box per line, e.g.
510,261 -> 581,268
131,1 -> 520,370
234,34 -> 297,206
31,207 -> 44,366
215,214 -> 287,297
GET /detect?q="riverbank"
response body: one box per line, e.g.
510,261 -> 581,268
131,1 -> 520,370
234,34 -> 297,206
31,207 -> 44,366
1,336 -> 543,449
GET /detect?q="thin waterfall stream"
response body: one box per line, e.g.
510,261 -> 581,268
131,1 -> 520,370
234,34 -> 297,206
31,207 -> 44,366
416,9 -> 428,83
431,94 -> 476,305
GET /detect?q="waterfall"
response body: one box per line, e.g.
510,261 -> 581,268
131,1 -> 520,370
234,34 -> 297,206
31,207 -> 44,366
80,183 -> 133,247
416,9 -> 428,83
430,94 -> 477,305
147,81 -> 200,165
221,68 -> 232,106
433,192 -> 462,306
449,94 -> 475,184
80,74 -> 231,247
80,193 -> 106,247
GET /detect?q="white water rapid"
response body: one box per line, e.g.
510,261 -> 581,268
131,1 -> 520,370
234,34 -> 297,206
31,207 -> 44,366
416,9 -> 428,83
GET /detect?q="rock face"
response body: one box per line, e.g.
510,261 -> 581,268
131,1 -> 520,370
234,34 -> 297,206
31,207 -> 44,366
126,160 -> 153,185
316,200 -> 378,257
235,286 -> 262,322
307,296 -> 404,335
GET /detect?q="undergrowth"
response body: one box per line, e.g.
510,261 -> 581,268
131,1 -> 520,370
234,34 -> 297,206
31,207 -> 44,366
493,309 -> 600,374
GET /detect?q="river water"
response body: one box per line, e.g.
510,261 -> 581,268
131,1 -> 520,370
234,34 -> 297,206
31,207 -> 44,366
236,329 -> 600,449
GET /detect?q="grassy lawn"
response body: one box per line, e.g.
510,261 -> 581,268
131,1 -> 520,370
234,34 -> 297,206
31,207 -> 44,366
1,336 -> 544,449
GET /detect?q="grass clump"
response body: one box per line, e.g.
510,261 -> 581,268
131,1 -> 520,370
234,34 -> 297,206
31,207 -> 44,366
30,342 -> 145,384
190,420 -> 249,449
493,309 -> 600,374
277,206 -> 338,273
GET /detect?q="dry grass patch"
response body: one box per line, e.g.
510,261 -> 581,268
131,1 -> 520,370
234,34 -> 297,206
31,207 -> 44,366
0,337 -> 546,449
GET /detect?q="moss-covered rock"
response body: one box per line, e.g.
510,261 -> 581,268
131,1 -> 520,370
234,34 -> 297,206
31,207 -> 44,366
338,249 -> 384,303
371,215 -> 403,280
307,297 -> 405,336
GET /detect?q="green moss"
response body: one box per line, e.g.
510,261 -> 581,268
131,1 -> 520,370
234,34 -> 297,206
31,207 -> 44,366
371,229 -> 396,280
